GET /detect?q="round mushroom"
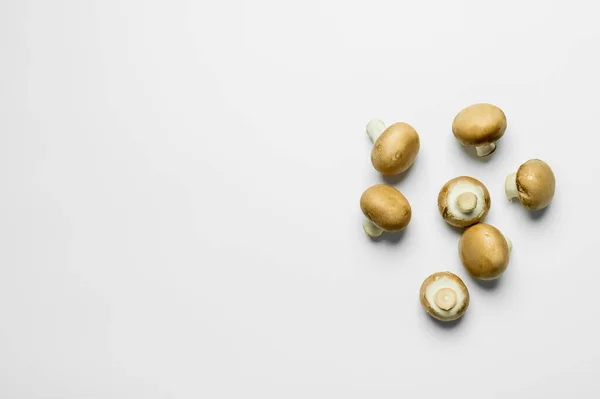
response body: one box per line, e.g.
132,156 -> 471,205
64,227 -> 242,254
459,224 -> 512,280
360,184 -> 411,237
505,159 -> 555,211
420,271 -> 470,322
366,119 -> 420,175
452,103 -> 507,157
438,176 -> 491,227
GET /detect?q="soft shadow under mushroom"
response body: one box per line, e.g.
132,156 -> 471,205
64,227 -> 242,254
379,160 -> 418,186
527,205 -> 550,221
368,229 -> 407,244
457,141 -> 493,163
427,314 -> 465,329
468,274 -> 502,291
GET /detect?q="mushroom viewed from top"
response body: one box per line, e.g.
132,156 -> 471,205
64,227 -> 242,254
438,176 -> 491,227
506,159 -> 555,211
452,103 -> 507,157
366,119 -> 420,175
420,271 -> 470,322
360,184 -> 411,237
459,224 -> 512,280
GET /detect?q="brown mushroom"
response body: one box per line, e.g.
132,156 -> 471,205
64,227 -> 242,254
452,103 -> 507,157
366,119 -> 420,175
505,159 -> 555,210
420,271 -> 470,322
438,176 -> 491,227
459,224 -> 512,280
360,184 -> 411,237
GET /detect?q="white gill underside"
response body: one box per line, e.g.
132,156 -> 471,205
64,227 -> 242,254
446,182 -> 486,221
425,276 -> 467,319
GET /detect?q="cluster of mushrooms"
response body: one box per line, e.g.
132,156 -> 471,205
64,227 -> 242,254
360,103 -> 556,322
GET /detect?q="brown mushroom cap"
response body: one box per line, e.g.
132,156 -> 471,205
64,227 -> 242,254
516,159 -> 555,210
420,271 -> 470,322
452,103 -> 507,146
438,176 -> 491,228
360,185 -> 411,232
459,224 -> 510,280
371,122 -> 420,175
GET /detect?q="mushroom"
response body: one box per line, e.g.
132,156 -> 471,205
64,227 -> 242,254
452,103 -> 507,157
420,271 -> 470,322
505,159 -> 555,210
360,184 -> 411,237
459,224 -> 512,280
366,119 -> 420,175
438,176 -> 491,227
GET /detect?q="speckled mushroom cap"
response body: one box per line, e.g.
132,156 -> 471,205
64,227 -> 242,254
438,176 -> 491,228
420,271 -> 470,322
506,159 -> 555,210
452,103 -> 507,155
360,185 -> 412,232
371,122 -> 420,175
459,224 -> 511,280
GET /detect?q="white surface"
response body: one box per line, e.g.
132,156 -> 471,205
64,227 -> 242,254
1,1 -> 599,398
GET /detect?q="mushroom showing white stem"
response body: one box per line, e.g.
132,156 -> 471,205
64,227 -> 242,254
365,119 -> 420,175
360,184 -> 411,238
452,103 -> 507,157
438,176 -> 491,228
420,272 -> 470,322
459,223 -> 512,280
505,159 -> 555,211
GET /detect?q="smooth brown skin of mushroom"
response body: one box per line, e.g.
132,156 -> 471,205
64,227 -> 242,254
452,103 -> 507,149
360,185 -> 411,232
516,159 -> 556,210
459,224 -> 509,280
437,176 -> 491,228
371,122 -> 420,175
419,271 -> 470,322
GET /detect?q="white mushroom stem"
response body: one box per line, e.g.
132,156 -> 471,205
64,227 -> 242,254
456,192 -> 478,213
475,143 -> 496,157
363,219 -> 383,237
366,119 -> 386,143
505,172 -> 518,200
504,235 -> 513,252
434,288 -> 457,311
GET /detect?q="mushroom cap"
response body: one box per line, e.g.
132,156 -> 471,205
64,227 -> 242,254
438,176 -> 491,228
371,122 -> 420,175
459,224 -> 510,280
360,185 -> 411,232
516,159 -> 555,210
452,103 -> 507,146
420,271 -> 470,322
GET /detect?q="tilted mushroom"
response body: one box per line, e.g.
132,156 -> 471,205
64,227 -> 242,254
452,103 -> 507,157
420,271 -> 470,322
438,176 -> 491,227
366,119 -> 420,175
360,184 -> 411,237
505,159 -> 555,211
459,224 -> 512,280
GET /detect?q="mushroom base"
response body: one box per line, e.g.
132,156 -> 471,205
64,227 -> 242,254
363,219 -> 383,237
366,119 -> 386,143
475,143 -> 496,157
505,173 -> 518,200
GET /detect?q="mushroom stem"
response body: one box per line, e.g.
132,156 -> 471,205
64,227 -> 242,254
366,119 -> 386,143
456,192 -> 478,213
363,219 -> 383,237
504,235 -> 513,252
475,143 -> 496,157
434,288 -> 457,311
505,172 -> 518,200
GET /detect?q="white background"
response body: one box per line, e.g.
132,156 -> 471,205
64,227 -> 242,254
1,0 -> 599,398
